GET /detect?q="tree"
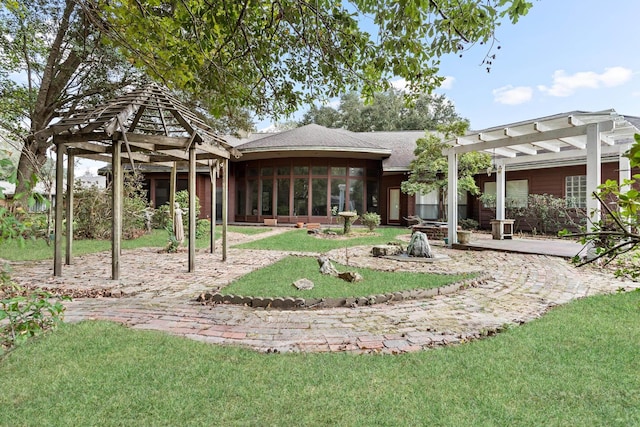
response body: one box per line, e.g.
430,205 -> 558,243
401,121 -> 491,220
0,0 -> 144,196
82,0 -> 532,119
299,105 -> 343,129
302,89 -> 465,131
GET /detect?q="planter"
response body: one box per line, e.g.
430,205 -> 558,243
264,218 -> 278,226
296,222 -> 305,228
457,230 -> 472,244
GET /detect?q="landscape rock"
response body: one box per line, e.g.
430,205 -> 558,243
293,278 -> 315,290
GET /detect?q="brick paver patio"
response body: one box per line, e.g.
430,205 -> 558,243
7,228 -> 638,354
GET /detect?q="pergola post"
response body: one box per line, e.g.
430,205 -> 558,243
586,123 -> 601,229
222,158 -> 229,261
210,160 -> 217,254
446,150 -> 458,246
188,146 -> 196,272
53,140 -> 65,276
112,140 -> 122,280
495,163 -> 506,220
170,162 -> 177,219
65,149 -> 74,265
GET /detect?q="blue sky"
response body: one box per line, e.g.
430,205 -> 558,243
414,0 -> 640,130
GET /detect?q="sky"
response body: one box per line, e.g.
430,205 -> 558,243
413,0 -> 640,130
79,0 -> 640,174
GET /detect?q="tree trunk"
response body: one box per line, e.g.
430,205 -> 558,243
15,136 -> 49,197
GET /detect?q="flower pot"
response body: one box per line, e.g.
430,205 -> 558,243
457,230 -> 472,244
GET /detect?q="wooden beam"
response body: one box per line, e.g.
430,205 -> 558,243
65,151 -> 74,266
195,142 -> 231,159
113,132 -> 191,147
63,140 -> 110,153
188,147 -> 196,272
209,160 -> 218,254
222,158 -> 228,262
53,141 -> 65,276
112,140 -> 122,280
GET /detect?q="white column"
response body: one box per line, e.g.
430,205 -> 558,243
495,162 -> 506,220
619,145 -> 631,193
619,144 -> 632,230
447,150 -> 458,246
586,123 -> 601,228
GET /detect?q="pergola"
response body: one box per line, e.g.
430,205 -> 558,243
44,83 -> 241,279
443,110 -> 640,245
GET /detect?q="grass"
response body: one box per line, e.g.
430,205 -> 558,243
234,226 -> 410,252
1,291 -> 639,426
0,226 -> 271,261
220,255 -> 469,298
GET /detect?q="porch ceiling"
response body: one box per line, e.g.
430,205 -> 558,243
444,109 -> 640,163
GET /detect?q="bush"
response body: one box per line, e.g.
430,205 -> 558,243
361,212 -> 381,231
152,204 -> 171,229
508,194 -> 585,235
196,219 -> 210,239
459,218 -> 479,230
73,172 -> 149,240
0,269 -> 69,354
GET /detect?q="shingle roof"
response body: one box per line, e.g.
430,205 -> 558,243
236,123 -> 389,152
354,130 -> 426,171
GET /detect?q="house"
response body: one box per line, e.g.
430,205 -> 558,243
103,109 -> 640,234
108,124 -> 426,226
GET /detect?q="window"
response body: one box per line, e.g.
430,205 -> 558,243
565,175 -> 586,208
484,180 -> 529,208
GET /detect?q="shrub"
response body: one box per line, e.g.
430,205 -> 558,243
73,172 -> 149,240
508,194 -> 585,235
0,269 -> 69,354
361,212 -> 381,231
152,204 -> 171,229
459,218 -> 479,230
196,218 -> 210,239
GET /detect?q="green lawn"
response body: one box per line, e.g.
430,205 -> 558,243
1,291 -> 639,426
0,226 -> 271,261
221,255 -> 469,298
234,227 -> 410,252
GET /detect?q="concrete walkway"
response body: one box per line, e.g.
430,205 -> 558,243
455,234 -> 585,258
7,227 -> 638,354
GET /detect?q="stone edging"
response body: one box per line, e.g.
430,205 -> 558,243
195,272 -> 491,310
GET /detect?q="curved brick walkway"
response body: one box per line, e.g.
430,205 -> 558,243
7,228 -> 639,354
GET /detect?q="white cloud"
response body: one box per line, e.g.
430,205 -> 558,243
537,66 -> 633,97
390,78 -> 408,92
440,76 -> 455,90
389,76 -> 455,92
492,85 -> 533,105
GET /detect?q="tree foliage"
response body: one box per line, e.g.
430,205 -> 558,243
0,0 -> 143,195
300,89 -> 464,131
401,122 -> 491,219
81,0 -> 532,119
